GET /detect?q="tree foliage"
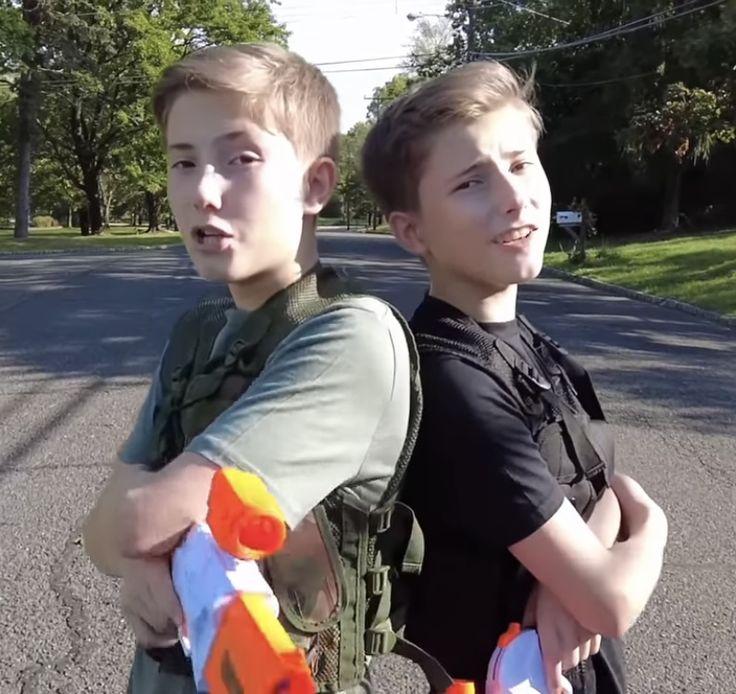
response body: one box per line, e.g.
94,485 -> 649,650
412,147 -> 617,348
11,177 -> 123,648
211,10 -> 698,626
0,0 -> 285,234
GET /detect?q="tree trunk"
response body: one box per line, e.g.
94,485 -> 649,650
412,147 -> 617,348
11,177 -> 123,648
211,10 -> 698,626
13,72 -> 38,239
661,158 -> 685,232
67,204 -> 72,227
99,176 -> 112,230
145,191 -> 160,231
79,206 -> 90,236
80,169 -> 103,234
13,0 -> 43,240
345,200 -> 351,230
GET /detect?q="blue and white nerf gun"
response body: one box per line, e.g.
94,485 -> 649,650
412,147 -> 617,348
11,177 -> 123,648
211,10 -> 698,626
486,624 -> 572,694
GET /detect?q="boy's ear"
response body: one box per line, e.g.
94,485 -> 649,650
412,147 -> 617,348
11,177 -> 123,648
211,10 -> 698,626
303,157 -> 337,215
388,210 -> 427,257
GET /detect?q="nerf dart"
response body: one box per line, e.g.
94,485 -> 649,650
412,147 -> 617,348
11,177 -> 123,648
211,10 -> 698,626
486,624 -> 572,694
171,468 -> 316,694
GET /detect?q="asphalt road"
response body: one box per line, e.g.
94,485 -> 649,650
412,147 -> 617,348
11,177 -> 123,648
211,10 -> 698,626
1,232 -> 734,693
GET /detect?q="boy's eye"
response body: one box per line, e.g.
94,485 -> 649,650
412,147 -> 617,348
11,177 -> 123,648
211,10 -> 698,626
171,160 -> 194,170
455,178 -> 483,191
230,152 -> 258,166
512,161 -> 534,173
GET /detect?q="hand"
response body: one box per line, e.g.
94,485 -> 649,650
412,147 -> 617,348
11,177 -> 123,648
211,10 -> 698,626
610,473 -> 667,541
120,556 -> 184,649
523,585 -> 601,694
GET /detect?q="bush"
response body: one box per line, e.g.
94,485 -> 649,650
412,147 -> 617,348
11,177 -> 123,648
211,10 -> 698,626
32,215 -> 59,228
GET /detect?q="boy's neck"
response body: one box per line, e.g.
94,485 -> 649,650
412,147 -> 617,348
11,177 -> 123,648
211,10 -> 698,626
429,274 -> 518,323
228,225 -> 319,311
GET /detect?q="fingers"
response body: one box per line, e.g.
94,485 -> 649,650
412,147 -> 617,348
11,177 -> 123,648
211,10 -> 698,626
544,657 -> 566,694
578,638 -> 591,663
145,562 -> 184,629
590,634 -> 602,657
560,644 -> 581,673
123,610 -> 180,649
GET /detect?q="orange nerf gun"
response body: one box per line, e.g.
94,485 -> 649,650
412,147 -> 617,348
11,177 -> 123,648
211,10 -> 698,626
171,468 -> 316,694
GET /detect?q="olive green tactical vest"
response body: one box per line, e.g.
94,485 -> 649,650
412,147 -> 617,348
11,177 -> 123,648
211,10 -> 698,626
146,265 -> 455,693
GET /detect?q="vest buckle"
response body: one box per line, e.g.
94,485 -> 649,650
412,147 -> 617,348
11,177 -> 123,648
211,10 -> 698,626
367,566 -> 390,596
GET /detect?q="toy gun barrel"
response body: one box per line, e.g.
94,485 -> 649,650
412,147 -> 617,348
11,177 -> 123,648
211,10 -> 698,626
173,468 -> 316,694
207,467 -> 288,559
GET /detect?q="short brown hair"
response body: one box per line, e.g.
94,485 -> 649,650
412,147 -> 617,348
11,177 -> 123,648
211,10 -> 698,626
153,43 -> 340,163
362,60 -> 542,215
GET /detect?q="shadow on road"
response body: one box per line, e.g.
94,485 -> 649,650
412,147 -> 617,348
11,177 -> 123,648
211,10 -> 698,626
0,238 -> 733,438
521,279 -> 736,434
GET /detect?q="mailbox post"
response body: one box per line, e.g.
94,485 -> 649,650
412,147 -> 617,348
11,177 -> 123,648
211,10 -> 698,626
555,209 -> 587,262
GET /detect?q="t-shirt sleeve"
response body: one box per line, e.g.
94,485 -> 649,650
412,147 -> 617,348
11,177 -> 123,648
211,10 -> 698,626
186,299 -> 407,528
117,348 -> 166,466
410,353 -> 565,549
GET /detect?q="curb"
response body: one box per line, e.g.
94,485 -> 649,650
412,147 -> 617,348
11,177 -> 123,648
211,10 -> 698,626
541,267 -> 736,330
0,244 -> 182,259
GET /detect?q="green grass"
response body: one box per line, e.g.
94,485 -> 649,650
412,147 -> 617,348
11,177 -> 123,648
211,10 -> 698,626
545,229 -> 736,317
316,218 -> 346,227
0,226 -> 183,253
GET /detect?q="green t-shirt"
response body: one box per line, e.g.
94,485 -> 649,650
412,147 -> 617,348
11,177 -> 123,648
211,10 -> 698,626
121,295 -> 411,694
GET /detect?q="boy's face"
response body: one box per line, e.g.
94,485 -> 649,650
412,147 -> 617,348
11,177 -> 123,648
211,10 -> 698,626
165,90 -> 318,288
398,104 -> 551,293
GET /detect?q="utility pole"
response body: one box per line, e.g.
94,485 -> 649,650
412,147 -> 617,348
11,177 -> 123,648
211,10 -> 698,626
466,0 -> 477,62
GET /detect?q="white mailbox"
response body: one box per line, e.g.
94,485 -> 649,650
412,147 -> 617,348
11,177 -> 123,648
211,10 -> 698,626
556,211 -> 583,226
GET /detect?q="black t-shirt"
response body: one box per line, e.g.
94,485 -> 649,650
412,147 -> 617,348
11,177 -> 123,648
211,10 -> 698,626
402,296 -> 566,681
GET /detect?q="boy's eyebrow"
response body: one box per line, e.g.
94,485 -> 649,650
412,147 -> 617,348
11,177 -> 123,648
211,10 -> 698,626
452,150 -> 529,179
166,131 -> 254,152
167,142 -> 194,152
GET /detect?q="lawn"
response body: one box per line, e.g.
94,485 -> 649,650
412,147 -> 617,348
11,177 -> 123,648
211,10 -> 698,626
0,226 -> 182,253
545,229 -> 736,317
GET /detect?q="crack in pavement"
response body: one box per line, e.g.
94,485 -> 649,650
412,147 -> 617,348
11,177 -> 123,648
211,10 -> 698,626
16,522 -> 89,694
49,521 -> 90,690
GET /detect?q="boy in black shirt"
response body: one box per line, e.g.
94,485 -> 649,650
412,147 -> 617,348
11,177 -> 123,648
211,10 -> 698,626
361,61 -> 668,693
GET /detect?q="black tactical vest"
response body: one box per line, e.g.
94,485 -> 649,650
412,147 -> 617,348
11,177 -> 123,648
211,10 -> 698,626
405,299 -> 618,684
142,266 -> 457,694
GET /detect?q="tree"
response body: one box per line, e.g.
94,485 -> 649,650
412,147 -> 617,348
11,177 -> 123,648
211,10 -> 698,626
0,0 -> 43,238
366,73 -> 418,122
619,83 -> 735,231
0,84 -> 16,222
339,122 -> 373,229
7,0 -> 285,235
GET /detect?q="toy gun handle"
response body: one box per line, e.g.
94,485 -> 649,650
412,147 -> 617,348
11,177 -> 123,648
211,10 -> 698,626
199,469 -> 315,694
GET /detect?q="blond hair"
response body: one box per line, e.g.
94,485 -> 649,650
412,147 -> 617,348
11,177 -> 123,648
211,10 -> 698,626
153,43 -> 340,163
362,61 -> 543,215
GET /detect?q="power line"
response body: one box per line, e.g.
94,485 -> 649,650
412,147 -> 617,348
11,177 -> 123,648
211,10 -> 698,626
472,0 -> 724,62
322,65 -> 408,75
491,0 -> 570,26
539,71 -> 658,88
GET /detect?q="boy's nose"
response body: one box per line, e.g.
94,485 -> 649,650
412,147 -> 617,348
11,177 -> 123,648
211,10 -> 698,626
194,166 -> 224,211
497,174 -> 528,216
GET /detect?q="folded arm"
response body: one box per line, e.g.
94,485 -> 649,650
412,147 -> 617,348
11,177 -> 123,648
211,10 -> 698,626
416,354 -> 666,640
83,300 -> 408,577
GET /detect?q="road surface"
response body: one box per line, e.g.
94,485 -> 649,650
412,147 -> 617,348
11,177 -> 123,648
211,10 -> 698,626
1,232 -> 734,693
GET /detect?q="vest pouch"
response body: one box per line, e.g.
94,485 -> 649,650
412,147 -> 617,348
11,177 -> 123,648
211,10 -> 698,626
178,373 -> 254,444
265,506 -> 346,633
535,419 -> 568,481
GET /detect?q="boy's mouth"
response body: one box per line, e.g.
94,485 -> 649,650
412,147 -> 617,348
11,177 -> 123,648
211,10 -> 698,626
193,225 -> 233,241
494,225 -> 536,245
192,225 -> 235,252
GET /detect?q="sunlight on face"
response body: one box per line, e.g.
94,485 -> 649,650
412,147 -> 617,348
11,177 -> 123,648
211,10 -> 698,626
416,104 -> 552,292
165,90 -> 307,286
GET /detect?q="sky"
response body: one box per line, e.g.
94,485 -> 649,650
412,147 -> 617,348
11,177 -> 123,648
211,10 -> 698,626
271,0 -> 449,132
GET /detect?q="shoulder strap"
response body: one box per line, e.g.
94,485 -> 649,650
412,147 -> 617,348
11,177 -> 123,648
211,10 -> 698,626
160,293 -> 234,393
517,314 -> 605,421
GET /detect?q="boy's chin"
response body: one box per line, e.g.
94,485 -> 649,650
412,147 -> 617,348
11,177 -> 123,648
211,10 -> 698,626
518,262 -> 544,284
